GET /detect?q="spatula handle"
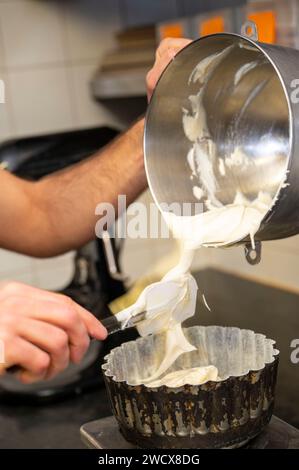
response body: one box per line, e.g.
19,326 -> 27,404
102,315 -> 122,335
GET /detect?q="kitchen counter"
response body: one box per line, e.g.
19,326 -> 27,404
0,387 -> 110,449
0,268 -> 299,448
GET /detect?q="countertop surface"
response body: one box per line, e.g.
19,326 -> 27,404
1,268 -> 299,449
0,387 -> 110,449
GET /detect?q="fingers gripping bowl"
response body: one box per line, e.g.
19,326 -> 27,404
102,326 -> 279,449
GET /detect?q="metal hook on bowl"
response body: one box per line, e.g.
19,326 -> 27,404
241,20 -> 259,41
244,240 -> 262,265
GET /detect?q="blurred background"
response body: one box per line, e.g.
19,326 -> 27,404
0,0 -> 299,428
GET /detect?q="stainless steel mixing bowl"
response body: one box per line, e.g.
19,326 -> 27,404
144,26 -> 299,262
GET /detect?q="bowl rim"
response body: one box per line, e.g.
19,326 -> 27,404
102,325 -> 280,390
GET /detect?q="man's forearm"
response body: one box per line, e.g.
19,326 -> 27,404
0,119 -> 147,257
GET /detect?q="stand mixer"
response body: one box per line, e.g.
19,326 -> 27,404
144,21 -> 299,265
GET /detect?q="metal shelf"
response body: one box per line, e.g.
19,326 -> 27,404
91,67 -> 147,99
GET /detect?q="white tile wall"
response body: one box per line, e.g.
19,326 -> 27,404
121,190 -> 174,282
0,270 -> 36,287
0,0 -> 123,140
9,66 -> 74,136
0,1 -> 66,68
63,0 -> 121,62
0,20 -> 6,69
0,249 -> 32,276
0,70 -> 14,141
31,252 -> 75,291
69,62 -> 118,129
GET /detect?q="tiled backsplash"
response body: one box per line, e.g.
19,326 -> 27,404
0,0 -> 123,141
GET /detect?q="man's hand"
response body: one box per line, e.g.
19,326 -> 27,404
0,282 -> 107,383
146,38 -> 192,100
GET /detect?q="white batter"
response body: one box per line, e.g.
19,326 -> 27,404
129,47 -> 275,388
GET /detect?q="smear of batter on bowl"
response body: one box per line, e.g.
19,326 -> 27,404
225,146 -> 250,169
188,45 -> 233,85
234,60 -> 258,86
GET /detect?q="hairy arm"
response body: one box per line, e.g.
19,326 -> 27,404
0,119 -> 146,257
0,38 -> 191,258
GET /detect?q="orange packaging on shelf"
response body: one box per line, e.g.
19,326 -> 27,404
200,16 -> 225,36
159,22 -> 184,39
248,10 -> 276,43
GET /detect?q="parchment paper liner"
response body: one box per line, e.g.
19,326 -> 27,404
102,326 -> 279,449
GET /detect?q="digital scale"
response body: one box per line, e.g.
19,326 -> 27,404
80,415 -> 299,449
